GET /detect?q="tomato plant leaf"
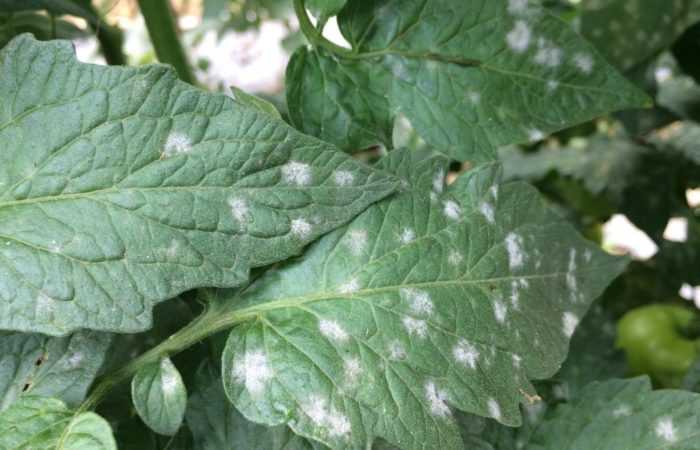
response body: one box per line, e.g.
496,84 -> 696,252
306,0 -> 347,23
288,0 -> 649,160
217,148 -> 625,450
0,34 -> 397,336
132,357 -> 187,436
229,86 -> 281,119
0,330 -> 111,411
0,396 -> 116,449
525,377 -> 700,449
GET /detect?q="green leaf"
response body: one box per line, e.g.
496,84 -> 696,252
0,396 -> 116,449
0,12 -> 87,49
0,34 -> 397,336
217,148 -> 625,449
524,377 -> 700,449
306,0 -> 347,23
580,0 -> 700,73
0,330 -> 111,411
0,0 -> 98,24
132,357 -> 187,436
229,86 -> 281,119
288,0 -> 649,161
187,361 -> 323,450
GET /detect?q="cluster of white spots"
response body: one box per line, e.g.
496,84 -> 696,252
566,248 -> 578,299
453,339 -> 480,369
507,0 -> 529,15
493,300 -> 508,324
512,353 -> 522,368
233,350 -> 273,395
338,277 -> 360,294
507,21 -> 532,53
425,381 -> 451,418
562,312 -> 579,337
333,170 -> 354,187
160,362 -> 179,394
290,218 -> 312,238
319,319 -> 349,342
344,357 -> 363,384
655,417 -> 677,443
467,91 -> 481,104
487,398 -> 502,420
534,38 -> 562,67
48,240 -> 63,254
510,282 -> 521,309
443,200 -> 462,220
505,232 -> 525,270
400,227 -> 416,244
573,53 -> 594,74
388,340 -> 407,360
402,316 -> 428,338
346,229 -> 368,256
528,129 -> 545,142
612,404 -> 632,418
282,161 -> 312,186
546,79 -> 560,92
163,132 -> 192,157
401,288 -> 434,316
448,250 -> 463,266
433,169 -> 445,193
480,202 -> 495,224
304,395 -> 352,437
228,197 -> 250,223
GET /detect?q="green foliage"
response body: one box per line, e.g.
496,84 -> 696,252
132,357 -> 188,436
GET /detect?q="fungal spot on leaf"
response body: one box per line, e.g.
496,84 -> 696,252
282,161 -> 312,186
488,398 -> 502,420
494,300 -> 508,323
402,316 -> 428,338
290,218 -> 312,238
443,200 -> 462,220
453,339 -> 479,369
233,350 -> 274,395
655,417 -> 677,443
479,201 -> 495,223
612,404 -> 631,418
448,250 -> 463,266
573,53 -> 594,74
507,21 -> 532,53
303,395 -> 352,437
401,288 -> 434,316
343,357 -> 362,385
399,227 -> 416,244
505,232 -> 525,269
346,230 -> 368,256
425,381 -> 451,418
534,38 -> 562,67
228,197 -> 250,223
562,311 -> 579,337
163,132 -> 192,158
333,170 -> 354,187
432,169 -> 445,193
338,277 -> 360,294
388,340 -> 407,360
319,319 -> 349,342
507,0 -> 529,15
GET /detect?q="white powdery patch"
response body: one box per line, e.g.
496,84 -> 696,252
494,300 -> 508,323
573,52 -> 594,74
562,312 -> 579,337
333,170 -> 354,187
228,197 -> 250,223
655,417 -> 677,443
453,339 -> 480,369
490,185 -> 499,200
338,277 -> 360,294
467,91 -> 481,104
346,229 -> 368,256
546,79 -> 560,92
480,201 -> 495,224
304,395 -> 352,437
534,38 -> 562,67
612,404 -> 632,418
66,352 -> 83,368
290,218 -> 312,238
233,350 -> 274,395
443,200 -> 462,220
163,132 -> 192,157
512,353 -> 522,368
566,248 -> 578,299
319,319 -> 349,342
388,340 -> 407,360
507,21 -> 531,53
433,169 -> 446,193
425,381 -> 451,418
488,398 -> 502,420
344,357 -> 362,384
161,363 -> 179,395
401,288 -> 434,316
448,250 -> 464,266
505,232 -> 525,270
584,248 -> 592,262
282,161 -> 312,186
400,227 -> 416,244
403,316 -> 428,338
507,0 -> 529,15
528,129 -> 545,142
510,281 -> 521,309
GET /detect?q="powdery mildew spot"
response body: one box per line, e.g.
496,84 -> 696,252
344,358 -> 362,384
48,240 -> 62,254
562,312 -> 579,337
282,161 -> 312,186
388,340 -> 407,360
507,21 -> 532,53
655,417 -> 677,443
510,281 -> 520,309
403,316 -> 428,338
161,360 -> 179,394
228,197 -> 249,223
490,185 -> 499,200
433,169 -> 445,193
546,79 -> 560,92
448,250 -> 464,266
528,129 -> 545,142
338,277 -> 360,294
233,350 -> 273,395
488,398 -> 502,420
467,91 -> 481,104
163,132 -> 192,157
480,201 -> 495,224
66,352 -> 83,368
453,339 -> 479,369
512,353 -> 522,368
505,232 -> 525,269
291,218 -> 312,238
319,319 -> 349,342
443,200 -> 462,220
334,170 -> 355,187
573,53 -> 594,74
401,288 -> 434,316
566,248 -> 578,300
304,395 -> 352,437
400,227 -> 416,244
346,229 -> 368,256
507,0 -> 529,15
494,300 -> 508,323
425,381 -> 451,417
612,404 -> 632,418
534,38 -> 562,67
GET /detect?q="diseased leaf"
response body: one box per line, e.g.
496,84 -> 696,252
0,396 -> 116,449
287,0 -> 649,160
525,377 -> 700,449
132,357 -> 187,436
217,148 -> 625,449
0,35 -> 397,336
187,361 -> 323,450
0,330 -> 111,411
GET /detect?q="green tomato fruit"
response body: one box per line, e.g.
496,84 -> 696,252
617,304 -> 700,387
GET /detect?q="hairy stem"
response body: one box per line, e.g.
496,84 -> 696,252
137,0 -> 196,84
